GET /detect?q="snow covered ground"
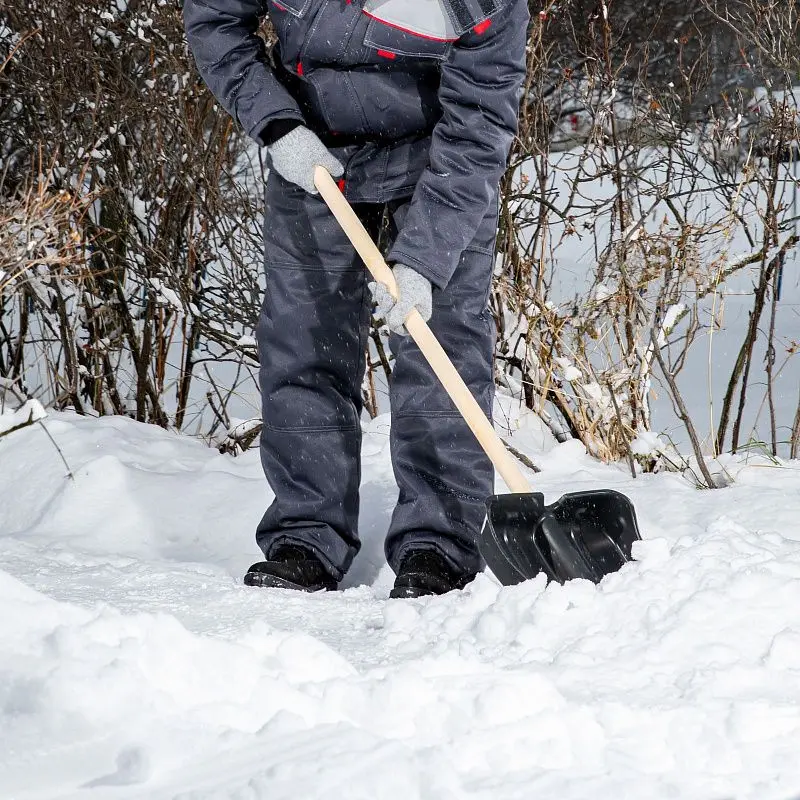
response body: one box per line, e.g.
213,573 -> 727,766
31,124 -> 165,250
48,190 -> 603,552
2,406 -> 800,799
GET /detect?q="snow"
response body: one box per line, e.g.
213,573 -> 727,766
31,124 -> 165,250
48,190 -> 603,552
630,430 -> 666,456
149,277 -> 183,313
0,399 -> 47,436
2,409 -> 800,798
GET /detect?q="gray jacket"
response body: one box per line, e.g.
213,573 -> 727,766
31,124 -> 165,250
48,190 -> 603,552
183,0 -> 529,288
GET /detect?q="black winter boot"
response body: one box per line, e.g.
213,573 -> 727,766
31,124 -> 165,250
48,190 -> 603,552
390,550 -> 475,599
244,544 -> 338,592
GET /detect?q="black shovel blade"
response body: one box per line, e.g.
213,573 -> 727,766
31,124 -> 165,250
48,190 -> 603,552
480,489 -> 641,586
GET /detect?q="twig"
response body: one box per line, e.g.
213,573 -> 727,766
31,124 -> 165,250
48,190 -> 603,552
36,417 -> 75,480
501,438 -> 541,473
0,406 -> 74,480
649,331 -> 716,488
0,411 -> 37,440
607,381 -> 637,479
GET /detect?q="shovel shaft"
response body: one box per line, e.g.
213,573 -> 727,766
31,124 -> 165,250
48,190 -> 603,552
314,166 -> 532,495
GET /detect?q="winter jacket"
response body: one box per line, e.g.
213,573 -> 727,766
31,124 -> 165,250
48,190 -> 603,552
183,0 -> 529,288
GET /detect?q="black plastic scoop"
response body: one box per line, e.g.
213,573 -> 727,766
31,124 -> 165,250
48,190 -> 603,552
481,489 -> 641,584
315,168 -> 642,587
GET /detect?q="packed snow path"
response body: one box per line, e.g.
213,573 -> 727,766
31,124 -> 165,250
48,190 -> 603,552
2,409 -> 800,799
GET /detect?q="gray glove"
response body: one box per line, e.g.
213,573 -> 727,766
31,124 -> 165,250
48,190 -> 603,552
268,126 -> 344,194
370,264 -> 433,335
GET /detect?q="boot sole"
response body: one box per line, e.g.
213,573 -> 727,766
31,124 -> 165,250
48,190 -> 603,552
243,571 -> 336,592
389,584 -> 436,599
389,576 -> 454,599
390,572 -> 474,599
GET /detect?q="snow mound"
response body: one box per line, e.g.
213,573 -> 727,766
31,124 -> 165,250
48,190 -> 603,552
2,411 -> 800,798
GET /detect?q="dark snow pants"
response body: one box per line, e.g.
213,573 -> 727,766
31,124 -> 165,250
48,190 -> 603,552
255,174 -> 497,582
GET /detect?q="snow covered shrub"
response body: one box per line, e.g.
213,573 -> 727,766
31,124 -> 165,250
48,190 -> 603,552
1,0 -> 798,471
0,164 -> 92,298
0,0 -> 263,431
495,0 -> 800,478
0,162 -> 96,408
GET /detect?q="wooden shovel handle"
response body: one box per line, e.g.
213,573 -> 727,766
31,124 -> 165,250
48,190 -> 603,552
314,166 -> 532,494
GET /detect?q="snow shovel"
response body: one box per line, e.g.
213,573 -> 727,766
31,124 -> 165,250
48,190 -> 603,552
314,167 -> 641,586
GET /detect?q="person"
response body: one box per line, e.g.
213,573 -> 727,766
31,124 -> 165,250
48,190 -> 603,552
183,0 -> 529,598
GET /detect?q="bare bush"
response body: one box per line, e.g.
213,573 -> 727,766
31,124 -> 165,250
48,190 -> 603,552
494,0 -> 800,483
0,158 -> 96,408
1,0 -> 262,431
2,0 -> 798,477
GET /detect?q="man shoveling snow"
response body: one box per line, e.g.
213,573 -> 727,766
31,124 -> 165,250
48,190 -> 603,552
183,0 -> 529,597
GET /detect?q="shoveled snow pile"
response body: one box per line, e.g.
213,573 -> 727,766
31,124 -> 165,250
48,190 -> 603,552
2,409 -> 800,799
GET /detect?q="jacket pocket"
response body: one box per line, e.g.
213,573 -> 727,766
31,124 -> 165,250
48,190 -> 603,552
268,0 -> 315,69
268,0 -> 312,16
363,17 -> 454,61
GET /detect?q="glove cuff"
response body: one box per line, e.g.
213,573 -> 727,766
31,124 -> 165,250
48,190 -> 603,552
259,118 -> 303,147
268,124 -> 312,156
